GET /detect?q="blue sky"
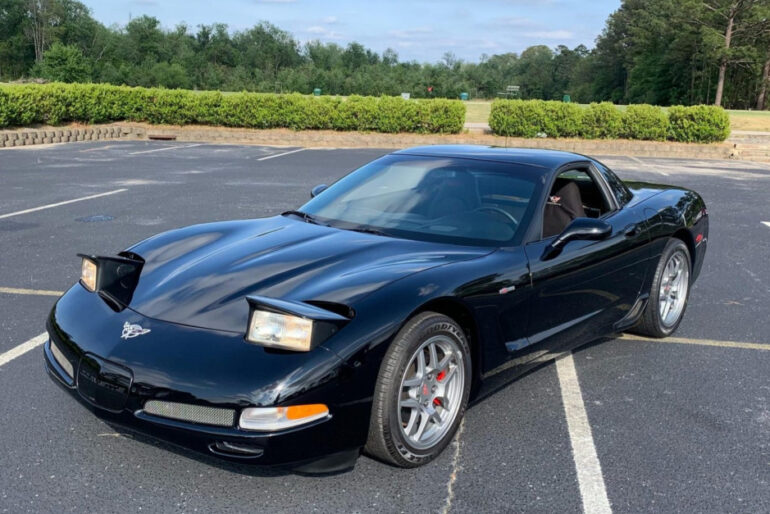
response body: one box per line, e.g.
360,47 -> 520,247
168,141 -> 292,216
84,0 -> 621,63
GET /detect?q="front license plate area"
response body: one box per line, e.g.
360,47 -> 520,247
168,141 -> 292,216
77,354 -> 133,413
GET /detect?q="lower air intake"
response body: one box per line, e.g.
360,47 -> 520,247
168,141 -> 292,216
143,400 -> 236,427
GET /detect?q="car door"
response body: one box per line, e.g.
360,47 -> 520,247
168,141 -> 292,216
521,163 -> 650,358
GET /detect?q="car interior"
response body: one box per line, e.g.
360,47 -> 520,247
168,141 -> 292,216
327,164 -> 536,243
542,168 -> 611,238
312,160 -> 617,245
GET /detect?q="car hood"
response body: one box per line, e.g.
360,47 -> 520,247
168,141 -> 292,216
126,216 -> 491,332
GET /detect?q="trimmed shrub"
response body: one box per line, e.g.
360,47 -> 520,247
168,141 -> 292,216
668,105 -> 730,143
335,95 -> 379,131
489,99 -> 546,137
417,99 -> 466,134
544,101 -> 583,137
490,99 -> 579,138
621,104 -> 668,141
375,95 -> 418,133
489,99 -> 730,142
0,83 -> 465,134
580,102 -> 623,139
489,99 -> 583,138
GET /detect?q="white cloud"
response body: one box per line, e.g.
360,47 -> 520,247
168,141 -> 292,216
388,27 -> 433,39
491,16 -> 536,28
523,30 -> 574,39
305,26 -> 343,39
322,15 -> 338,24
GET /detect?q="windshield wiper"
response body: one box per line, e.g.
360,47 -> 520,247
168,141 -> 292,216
282,210 -> 322,225
348,226 -> 390,237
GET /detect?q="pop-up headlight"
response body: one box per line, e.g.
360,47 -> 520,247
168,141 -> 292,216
246,310 -> 314,351
80,257 -> 98,292
76,253 -> 144,309
244,296 -> 351,352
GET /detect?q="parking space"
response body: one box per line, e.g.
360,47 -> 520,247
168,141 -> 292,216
1,141 -> 768,513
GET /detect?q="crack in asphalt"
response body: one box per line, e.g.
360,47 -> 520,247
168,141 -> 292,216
440,417 -> 466,514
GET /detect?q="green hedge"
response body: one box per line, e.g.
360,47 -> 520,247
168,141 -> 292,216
489,99 -> 730,143
0,83 -> 465,134
488,99 -> 583,138
621,104 -> 668,141
668,105 -> 730,143
580,102 -> 623,139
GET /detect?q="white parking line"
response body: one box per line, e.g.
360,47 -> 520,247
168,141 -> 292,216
257,148 -> 305,161
0,332 -> 47,367
0,287 -> 63,296
556,353 -> 612,514
762,221 -> 770,228
0,189 -> 127,220
621,333 -> 770,351
129,143 -> 202,155
627,155 -> 669,176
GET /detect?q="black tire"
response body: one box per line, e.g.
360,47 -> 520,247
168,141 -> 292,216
365,312 -> 471,468
633,238 -> 691,338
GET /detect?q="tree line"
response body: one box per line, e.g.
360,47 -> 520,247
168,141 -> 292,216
1,0 -> 768,108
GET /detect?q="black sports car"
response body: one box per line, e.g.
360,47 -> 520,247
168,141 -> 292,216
44,145 -> 708,471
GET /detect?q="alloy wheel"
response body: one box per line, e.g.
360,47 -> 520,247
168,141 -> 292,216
397,335 -> 465,450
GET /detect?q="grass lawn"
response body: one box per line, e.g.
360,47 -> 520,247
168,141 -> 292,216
463,100 -> 770,132
464,101 -> 492,124
727,110 -> 770,131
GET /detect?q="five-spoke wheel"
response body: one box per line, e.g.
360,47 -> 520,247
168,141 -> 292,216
398,335 -> 464,450
634,238 -> 692,337
365,312 -> 471,467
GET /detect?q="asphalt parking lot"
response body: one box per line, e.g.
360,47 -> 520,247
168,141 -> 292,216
1,141 -> 769,513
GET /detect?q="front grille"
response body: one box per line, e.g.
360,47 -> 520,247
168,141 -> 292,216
50,340 -> 74,378
143,400 -> 236,427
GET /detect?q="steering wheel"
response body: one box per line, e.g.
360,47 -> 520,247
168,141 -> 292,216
474,206 -> 518,226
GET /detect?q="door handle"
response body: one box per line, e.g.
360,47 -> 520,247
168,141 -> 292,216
623,223 -> 639,237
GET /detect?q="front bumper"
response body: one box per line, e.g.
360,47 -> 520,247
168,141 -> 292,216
44,339 -> 362,471
42,287 -> 371,471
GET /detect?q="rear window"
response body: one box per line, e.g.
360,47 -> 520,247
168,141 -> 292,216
595,162 -> 632,206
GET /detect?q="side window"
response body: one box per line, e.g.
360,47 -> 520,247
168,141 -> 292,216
542,168 -> 611,238
595,162 -> 632,206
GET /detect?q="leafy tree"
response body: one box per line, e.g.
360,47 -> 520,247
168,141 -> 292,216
693,0 -> 770,105
36,41 -> 90,81
2,0 -> 770,109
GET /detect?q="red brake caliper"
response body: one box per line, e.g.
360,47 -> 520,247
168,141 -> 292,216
433,370 -> 446,407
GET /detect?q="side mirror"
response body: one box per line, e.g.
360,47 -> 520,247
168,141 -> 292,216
310,184 -> 328,198
542,218 -> 612,260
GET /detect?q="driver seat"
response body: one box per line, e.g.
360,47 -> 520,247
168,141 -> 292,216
426,172 -> 479,219
543,179 -> 586,238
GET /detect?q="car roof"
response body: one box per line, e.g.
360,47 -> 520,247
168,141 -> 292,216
393,145 -> 591,171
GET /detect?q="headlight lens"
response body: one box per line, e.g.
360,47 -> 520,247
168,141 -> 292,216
246,310 -> 314,351
80,257 -> 98,292
239,404 -> 329,431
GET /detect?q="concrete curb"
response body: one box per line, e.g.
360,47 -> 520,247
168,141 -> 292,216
0,125 -> 140,147
0,122 -> 759,162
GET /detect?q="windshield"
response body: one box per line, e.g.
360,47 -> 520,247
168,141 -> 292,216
299,154 -> 541,246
